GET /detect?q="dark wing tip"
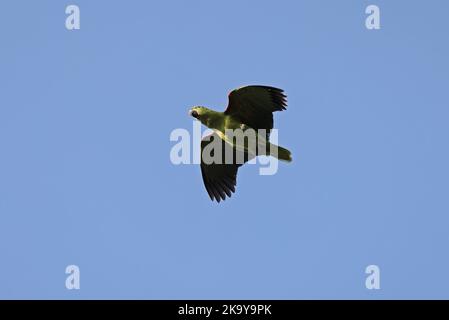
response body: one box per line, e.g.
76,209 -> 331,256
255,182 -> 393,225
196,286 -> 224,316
200,133 -> 240,203
201,165 -> 238,203
266,86 -> 288,111
228,85 -> 288,112
206,177 -> 236,202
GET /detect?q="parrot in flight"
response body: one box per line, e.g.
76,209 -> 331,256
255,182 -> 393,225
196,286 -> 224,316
189,85 -> 292,202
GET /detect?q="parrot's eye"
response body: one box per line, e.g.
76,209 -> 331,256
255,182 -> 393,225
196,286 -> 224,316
191,110 -> 199,119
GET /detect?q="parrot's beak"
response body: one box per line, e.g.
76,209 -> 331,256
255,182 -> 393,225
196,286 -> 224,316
189,109 -> 199,119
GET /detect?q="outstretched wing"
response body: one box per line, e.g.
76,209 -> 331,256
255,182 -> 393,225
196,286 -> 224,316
224,85 -> 287,133
200,132 -> 251,202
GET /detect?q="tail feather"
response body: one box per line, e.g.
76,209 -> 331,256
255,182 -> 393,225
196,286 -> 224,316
271,145 -> 292,162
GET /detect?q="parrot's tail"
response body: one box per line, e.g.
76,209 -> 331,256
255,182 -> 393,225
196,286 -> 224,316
270,144 -> 292,162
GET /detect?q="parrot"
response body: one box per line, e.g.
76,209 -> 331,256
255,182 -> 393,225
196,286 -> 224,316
189,85 -> 292,202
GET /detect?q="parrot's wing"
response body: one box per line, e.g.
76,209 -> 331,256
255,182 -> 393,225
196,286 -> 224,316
200,132 -> 249,202
224,85 -> 287,134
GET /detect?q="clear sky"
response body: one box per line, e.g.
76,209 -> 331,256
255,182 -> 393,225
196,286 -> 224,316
1,0 -> 448,299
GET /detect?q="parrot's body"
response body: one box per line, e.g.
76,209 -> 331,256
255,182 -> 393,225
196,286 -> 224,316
189,85 -> 292,202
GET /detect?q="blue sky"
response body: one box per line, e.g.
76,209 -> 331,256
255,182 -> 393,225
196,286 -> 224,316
0,0 -> 448,299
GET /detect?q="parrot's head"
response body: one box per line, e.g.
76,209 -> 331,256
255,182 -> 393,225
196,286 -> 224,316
189,106 -> 211,124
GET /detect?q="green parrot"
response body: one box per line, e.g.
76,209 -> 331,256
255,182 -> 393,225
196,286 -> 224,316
189,85 -> 292,202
